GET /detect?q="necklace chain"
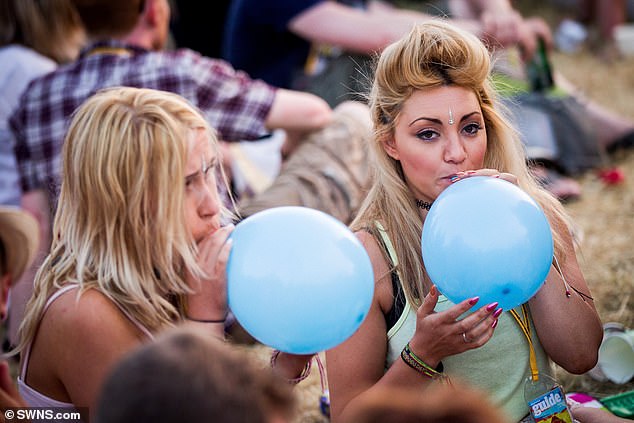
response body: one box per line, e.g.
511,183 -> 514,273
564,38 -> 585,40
415,199 -> 433,211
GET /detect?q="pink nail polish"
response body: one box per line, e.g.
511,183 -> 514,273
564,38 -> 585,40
493,308 -> 503,318
491,319 -> 499,329
468,296 -> 480,305
486,302 -> 499,312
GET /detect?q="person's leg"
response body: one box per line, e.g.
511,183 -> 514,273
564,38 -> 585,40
555,72 -> 634,150
237,101 -> 372,224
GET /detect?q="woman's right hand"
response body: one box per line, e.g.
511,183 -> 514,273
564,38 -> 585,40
408,285 -> 501,367
186,224 -> 234,322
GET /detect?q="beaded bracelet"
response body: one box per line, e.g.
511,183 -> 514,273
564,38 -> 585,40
270,349 -> 312,385
401,342 -> 446,381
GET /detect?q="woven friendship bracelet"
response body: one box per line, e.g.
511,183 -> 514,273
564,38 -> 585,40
401,342 -> 445,380
270,349 -> 312,385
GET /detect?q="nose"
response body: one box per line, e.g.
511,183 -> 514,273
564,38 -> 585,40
443,132 -> 467,164
198,176 -> 221,218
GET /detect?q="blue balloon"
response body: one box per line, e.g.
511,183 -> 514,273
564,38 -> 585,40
227,207 -> 374,354
422,177 -> 553,311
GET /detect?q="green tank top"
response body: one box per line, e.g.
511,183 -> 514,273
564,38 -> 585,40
377,223 -> 552,422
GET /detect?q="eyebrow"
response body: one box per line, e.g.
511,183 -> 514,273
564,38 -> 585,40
185,156 -> 218,180
408,111 -> 481,127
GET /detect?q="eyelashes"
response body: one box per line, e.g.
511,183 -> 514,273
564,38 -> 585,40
415,123 -> 483,140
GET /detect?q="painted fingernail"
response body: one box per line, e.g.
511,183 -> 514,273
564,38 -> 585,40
486,302 -> 499,312
468,296 -> 480,305
466,170 -> 476,175
450,175 -> 460,182
491,319 -> 499,329
493,174 -> 500,178
493,308 -> 503,318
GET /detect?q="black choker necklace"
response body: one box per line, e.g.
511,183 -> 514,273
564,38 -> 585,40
415,199 -> 433,211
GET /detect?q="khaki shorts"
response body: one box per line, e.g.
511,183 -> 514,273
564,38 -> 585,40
237,103 -> 372,224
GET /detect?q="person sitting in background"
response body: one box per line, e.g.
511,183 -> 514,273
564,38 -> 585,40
95,328 -> 295,423
0,0 -> 85,357
325,21 -> 603,423
0,206 -> 39,412
0,0 -> 84,207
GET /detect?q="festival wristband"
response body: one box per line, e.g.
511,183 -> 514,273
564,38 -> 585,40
401,342 -> 446,381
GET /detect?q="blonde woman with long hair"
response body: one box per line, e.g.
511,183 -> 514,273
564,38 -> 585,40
13,87 -> 234,419
326,21 -> 602,423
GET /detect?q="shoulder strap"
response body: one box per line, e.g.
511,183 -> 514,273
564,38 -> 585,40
374,222 -> 407,329
20,285 -> 79,380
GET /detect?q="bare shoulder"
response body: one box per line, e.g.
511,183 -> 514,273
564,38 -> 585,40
42,287 -> 144,344
28,287 -> 145,406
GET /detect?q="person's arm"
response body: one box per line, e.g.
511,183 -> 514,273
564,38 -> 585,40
326,231 -> 499,422
288,1 -> 482,54
454,0 -> 553,60
265,89 -> 332,133
528,214 -> 603,374
570,404 -> 629,423
193,56 -> 332,140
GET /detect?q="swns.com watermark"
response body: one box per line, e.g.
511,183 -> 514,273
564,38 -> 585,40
4,407 -> 86,422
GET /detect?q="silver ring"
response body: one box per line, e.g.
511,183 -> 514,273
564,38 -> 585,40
462,332 -> 470,343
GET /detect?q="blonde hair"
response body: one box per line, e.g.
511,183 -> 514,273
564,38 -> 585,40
16,87 -> 229,354
0,0 -> 84,63
352,21 -> 570,306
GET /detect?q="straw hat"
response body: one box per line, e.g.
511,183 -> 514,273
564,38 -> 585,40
0,206 -> 39,281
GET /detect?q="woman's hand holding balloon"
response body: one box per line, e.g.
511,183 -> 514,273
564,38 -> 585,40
186,224 -> 234,325
452,168 -> 519,186
408,286 -> 502,367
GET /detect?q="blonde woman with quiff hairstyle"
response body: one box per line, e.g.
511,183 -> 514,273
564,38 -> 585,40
327,21 -> 602,423
13,87 -> 235,418
357,21 -> 569,309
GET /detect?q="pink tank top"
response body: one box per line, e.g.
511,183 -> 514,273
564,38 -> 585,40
18,285 -> 154,412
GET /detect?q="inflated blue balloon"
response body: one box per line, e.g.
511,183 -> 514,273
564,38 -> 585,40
422,177 -> 553,311
227,207 -> 374,354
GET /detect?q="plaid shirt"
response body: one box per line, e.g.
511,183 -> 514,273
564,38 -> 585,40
10,40 -> 276,202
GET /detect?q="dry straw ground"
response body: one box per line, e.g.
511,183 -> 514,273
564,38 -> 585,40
520,0 -> 634,401
278,3 -> 634,421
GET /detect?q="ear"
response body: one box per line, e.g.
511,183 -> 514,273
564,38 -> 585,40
143,0 -> 160,27
382,135 -> 400,161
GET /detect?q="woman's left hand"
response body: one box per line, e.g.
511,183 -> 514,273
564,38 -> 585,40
452,169 -> 518,186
